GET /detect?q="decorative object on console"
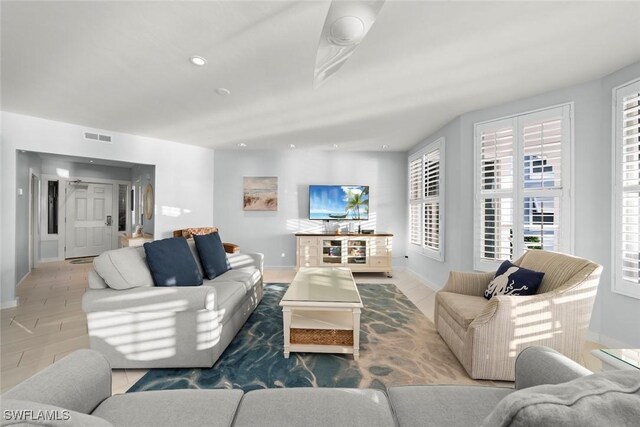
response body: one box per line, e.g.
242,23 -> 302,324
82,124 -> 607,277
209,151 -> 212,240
243,176 -> 278,211
144,237 -> 203,287
484,260 -> 544,299
361,229 -> 374,234
323,221 -> 341,233
119,232 -> 153,248
194,232 -> 231,279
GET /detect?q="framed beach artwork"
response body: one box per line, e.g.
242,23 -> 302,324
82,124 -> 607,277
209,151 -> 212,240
243,176 -> 278,211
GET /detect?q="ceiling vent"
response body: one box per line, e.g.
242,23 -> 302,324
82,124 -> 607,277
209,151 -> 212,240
83,130 -> 112,143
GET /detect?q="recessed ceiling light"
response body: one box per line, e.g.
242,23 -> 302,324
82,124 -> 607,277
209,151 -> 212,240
89,160 -> 94,163
237,143 -> 247,148
333,144 -> 340,149
20,150 -> 26,153
381,144 -> 389,149
189,56 -> 207,66
216,88 -> 231,96
288,144 -> 296,149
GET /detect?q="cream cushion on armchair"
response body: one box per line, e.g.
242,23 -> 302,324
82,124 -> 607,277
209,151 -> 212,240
435,250 -> 602,381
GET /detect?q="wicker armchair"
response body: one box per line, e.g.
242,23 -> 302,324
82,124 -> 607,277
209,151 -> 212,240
434,250 -> 602,381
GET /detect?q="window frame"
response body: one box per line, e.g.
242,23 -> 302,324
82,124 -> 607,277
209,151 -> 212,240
474,104 -> 574,271
612,78 -> 640,299
408,137 -> 445,261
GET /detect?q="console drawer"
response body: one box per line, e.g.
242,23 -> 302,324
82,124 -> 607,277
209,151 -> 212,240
370,256 -> 391,268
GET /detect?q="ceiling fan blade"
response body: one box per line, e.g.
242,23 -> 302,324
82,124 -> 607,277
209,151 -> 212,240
313,0 -> 385,88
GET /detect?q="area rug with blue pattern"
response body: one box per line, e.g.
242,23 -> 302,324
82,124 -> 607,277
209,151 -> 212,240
128,283 -> 476,392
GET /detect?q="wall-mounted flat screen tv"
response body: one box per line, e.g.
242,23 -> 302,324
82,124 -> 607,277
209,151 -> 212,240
309,185 -> 369,220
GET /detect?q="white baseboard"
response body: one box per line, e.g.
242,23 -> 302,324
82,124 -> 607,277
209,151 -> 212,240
404,267 -> 441,292
264,265 -> 296,270
37,257 -> 63,266
586,330 -> 631,348
1,298 -> 19,310
16,272 -> 30,288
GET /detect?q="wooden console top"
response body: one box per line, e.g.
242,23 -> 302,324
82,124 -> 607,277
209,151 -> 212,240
294,232 -> 393,237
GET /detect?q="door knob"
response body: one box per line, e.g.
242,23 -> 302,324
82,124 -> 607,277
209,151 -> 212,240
106,215 -> 112,226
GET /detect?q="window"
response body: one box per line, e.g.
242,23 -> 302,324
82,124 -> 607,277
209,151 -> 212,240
118,184 -> 128,232
409,138 -> 444,261
474,105 -> 572,270
47,180 -> 59,234
613,79 -> 640,299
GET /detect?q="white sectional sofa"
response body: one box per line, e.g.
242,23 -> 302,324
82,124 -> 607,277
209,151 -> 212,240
82,239 -> 264,368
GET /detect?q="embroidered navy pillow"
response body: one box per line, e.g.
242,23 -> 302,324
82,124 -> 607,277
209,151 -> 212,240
193,232 -> 231,279
144,237 -> 203,287
484,260 -> 544,300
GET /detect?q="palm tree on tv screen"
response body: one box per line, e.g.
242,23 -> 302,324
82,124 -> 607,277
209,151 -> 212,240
345,188 -> 368,220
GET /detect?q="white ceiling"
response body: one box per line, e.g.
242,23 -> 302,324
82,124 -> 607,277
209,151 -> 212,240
2,1 -> 640,151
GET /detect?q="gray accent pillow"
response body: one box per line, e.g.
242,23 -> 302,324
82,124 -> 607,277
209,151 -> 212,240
93,247 -> 154,290
482,369 -> 640,426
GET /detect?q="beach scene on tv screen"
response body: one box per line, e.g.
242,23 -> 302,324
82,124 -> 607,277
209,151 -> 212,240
309,185 -> 369,220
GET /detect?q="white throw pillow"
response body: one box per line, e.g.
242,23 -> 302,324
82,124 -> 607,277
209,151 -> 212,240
93,247 -> 154,290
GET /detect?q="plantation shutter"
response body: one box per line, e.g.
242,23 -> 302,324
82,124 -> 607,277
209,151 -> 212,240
475,104 -> 572,271
408,138 -> 444,260
424,150 -> 440,251
409,204 -> 422,246
477,122 -> 515,263
615,80 -> 640,298
521,113 -> 565,252
409,157 -> 423,246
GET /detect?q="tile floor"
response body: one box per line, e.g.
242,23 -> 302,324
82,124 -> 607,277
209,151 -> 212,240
0,261 -> 603,394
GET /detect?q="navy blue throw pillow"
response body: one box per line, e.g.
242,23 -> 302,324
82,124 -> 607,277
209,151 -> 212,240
144,238 -> 203,287
484,260 -> 544,300
193,232 -> 231,279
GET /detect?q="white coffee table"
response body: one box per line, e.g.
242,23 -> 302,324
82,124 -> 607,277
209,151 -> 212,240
279,267 -> 363,360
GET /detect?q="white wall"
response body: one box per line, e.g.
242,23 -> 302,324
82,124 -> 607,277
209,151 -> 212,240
213,150 -> 407,268
406,117 -> 461,287
1,112 -> 215,305
407,61 -> 640,347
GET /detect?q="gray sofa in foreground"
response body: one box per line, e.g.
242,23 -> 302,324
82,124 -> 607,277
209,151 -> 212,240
2,347 -> 639,426
82,239 -> 264,368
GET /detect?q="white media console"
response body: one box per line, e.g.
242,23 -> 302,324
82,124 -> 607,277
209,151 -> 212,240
295,233 -> 393,276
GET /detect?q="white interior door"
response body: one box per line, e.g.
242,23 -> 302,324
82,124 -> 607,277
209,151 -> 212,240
65,182 -> 113,258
